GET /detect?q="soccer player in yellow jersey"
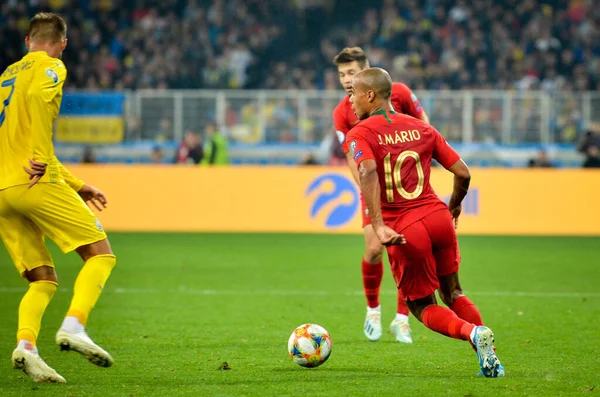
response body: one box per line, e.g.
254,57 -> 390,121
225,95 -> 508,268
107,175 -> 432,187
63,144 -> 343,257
0,13 -> 116,383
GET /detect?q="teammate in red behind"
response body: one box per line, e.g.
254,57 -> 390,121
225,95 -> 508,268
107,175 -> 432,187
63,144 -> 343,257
332,47 -> 429,343
347,67 -> 503,378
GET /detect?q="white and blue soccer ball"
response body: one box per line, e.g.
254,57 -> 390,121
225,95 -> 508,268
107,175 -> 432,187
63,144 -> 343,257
287,324 -> 332,368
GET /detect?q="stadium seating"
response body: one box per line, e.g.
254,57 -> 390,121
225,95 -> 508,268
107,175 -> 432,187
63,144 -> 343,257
2,0 -> 597,92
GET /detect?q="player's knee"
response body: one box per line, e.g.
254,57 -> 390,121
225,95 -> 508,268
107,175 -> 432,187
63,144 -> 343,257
439,288 -> 464,306
23,265 -> 58,284
364,241 -> 384,263
363,246 -> 383,264
406,295 -> 437,322
450,289 -> 464,303
438,291 -> 452,307
406,301 -> 426,322
76,238 -> 113,262
438,290 -> 448,306
363,225 -> 385,263
438,273 -> 463,306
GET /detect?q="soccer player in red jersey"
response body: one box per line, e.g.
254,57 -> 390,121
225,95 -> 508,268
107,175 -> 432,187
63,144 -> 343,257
332,47 -> 429,343
346,68 -> 503,378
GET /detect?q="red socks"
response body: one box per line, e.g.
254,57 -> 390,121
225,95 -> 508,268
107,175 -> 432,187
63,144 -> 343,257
422,305 -> 474,341
450,296 -> 483,325
362,260 -> 410,317
396,291 -> 409,316
362,260 -> 383,308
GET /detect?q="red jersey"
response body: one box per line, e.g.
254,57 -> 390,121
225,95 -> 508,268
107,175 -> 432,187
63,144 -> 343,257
333,82 -> 424,153
347,109 -> 460,230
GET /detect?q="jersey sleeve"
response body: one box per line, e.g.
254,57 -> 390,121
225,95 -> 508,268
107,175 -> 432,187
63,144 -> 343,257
56,158 -> 85,191
391,83 -> 424,120
27,59 -> 67,164
432,127 -> 461,169
346,126 -> 375,167
332,104 -> 351,153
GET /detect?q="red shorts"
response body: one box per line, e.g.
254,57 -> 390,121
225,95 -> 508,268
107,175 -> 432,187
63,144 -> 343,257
360,193 -> 371,228
385,209 -> 461,301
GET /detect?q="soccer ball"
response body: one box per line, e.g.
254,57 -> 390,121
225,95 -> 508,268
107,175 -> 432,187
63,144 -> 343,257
287,323 -> 332,368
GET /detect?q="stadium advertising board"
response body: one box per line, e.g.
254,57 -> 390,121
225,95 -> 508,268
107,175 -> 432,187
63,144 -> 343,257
68,166 -> 600,235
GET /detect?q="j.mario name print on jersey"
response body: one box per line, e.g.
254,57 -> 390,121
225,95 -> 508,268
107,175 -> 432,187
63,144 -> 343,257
378,130 -> 421,145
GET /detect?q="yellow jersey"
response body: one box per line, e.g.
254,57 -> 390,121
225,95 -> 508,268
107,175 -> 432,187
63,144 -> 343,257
0,51 -> 84,191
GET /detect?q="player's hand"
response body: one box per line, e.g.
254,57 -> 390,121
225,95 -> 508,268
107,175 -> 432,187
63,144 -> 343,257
375,225 -> 406,246
78,184 -> 108,211
24,159 -> 47,188
449,205 -> 462,229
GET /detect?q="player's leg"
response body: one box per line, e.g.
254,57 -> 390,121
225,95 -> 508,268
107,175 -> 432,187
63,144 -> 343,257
65,238 -> 115,329
0,194 -> 65,383
366,211 -> 411,343
361,223 -> 385,341
395,234 -> 499,378
56,237 -> 116,368
14,183 -> 116,367
438,273 -> 483,326
389,220 -> 474,341
361,193 -> 411,343
359,193 -> 386,341
406,295 -> 474,341
13,266 -> 66,383
428,210 -> 484,326
425,210 -> 502,377
388,287 -> 412,343
406,294 -> 500,377
438,271 -> 503,377
19,266 -> 57,346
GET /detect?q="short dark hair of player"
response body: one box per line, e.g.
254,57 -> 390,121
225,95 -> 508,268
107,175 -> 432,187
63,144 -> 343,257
332,47 -> 370,69
27,13 -> 67,44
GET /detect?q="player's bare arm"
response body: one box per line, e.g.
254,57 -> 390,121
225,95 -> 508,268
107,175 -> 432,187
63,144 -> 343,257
420,110 -> 430,124
446,159 -> 471,229
358,159 -> 405,246
345,151 -> 361,186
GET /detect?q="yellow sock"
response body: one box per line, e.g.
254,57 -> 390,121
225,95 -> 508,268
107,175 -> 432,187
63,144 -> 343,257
66,254 -> 116,326
17,280 -> 58,346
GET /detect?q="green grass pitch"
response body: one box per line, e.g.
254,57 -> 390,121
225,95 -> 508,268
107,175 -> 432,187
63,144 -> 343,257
0,233 -> 598,396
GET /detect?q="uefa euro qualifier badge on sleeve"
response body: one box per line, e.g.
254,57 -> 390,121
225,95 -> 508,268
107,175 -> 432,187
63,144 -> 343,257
46,68 -> 59,84
350,140 -> 362,161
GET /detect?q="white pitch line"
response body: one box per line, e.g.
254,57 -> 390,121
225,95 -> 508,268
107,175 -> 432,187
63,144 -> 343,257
0,287 -> 598,298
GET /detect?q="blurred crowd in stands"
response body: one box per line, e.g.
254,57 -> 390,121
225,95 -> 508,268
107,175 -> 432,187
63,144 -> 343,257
1,0 -> 599,92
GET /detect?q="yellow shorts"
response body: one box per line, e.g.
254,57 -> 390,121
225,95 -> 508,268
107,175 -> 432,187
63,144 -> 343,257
0,183 -> 107,275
